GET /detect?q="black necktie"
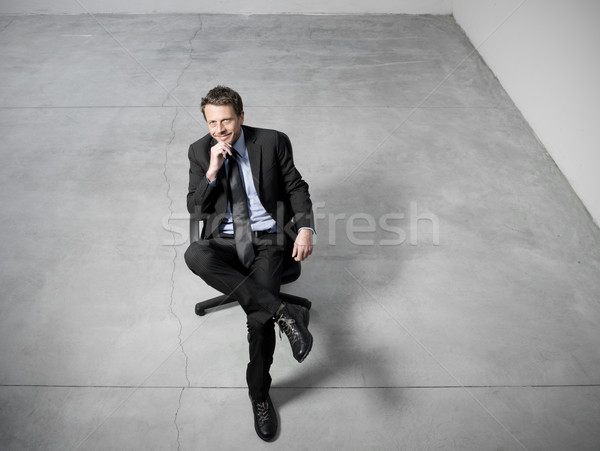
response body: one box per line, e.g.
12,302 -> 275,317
227,150 -> 255,268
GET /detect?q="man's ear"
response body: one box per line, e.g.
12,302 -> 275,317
239,111 -> 244,125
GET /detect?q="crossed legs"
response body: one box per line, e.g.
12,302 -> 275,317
184,234 -> 285,399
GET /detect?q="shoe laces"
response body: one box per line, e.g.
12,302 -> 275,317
277,316 -> 299,345
255,401 -> 270,424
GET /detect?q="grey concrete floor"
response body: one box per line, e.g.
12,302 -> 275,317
1,13 -> 599,451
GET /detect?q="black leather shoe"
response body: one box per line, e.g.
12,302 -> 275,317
250,395 -> 278,441
276,303 -> 313,362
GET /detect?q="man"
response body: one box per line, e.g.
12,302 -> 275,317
184,86 -> 314,441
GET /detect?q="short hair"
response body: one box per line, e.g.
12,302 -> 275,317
200,85 -> 244,120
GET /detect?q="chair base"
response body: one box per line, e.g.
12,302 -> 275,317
195,292 -> 311,316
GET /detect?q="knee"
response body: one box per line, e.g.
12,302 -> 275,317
183,243 -> 197,270
184,241 -> 209,276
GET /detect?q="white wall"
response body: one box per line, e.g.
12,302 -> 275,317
454,0 -> 600,225
0,0 -> 452,15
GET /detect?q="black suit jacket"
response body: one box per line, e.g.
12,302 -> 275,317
187,125 -> 314,239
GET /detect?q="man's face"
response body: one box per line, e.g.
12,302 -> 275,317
205,104 -> 244,145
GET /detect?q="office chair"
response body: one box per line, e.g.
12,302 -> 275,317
190,217 -> 312,316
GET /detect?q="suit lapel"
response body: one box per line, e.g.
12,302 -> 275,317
244,127 -> 262,197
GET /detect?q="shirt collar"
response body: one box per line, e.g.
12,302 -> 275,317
232,128 -> 247,158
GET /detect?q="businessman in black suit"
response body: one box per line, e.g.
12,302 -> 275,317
184,86 -> 314,441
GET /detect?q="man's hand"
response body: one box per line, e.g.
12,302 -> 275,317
292,229 -> 313,262
206,142 -> 233,182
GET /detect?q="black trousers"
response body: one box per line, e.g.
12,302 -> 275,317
184,233 -> 285,401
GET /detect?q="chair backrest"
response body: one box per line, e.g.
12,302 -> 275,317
189,216 -> 202,244
188,216 -> 301,284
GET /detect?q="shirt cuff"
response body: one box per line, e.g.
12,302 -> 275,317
207,176 -> 217,186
